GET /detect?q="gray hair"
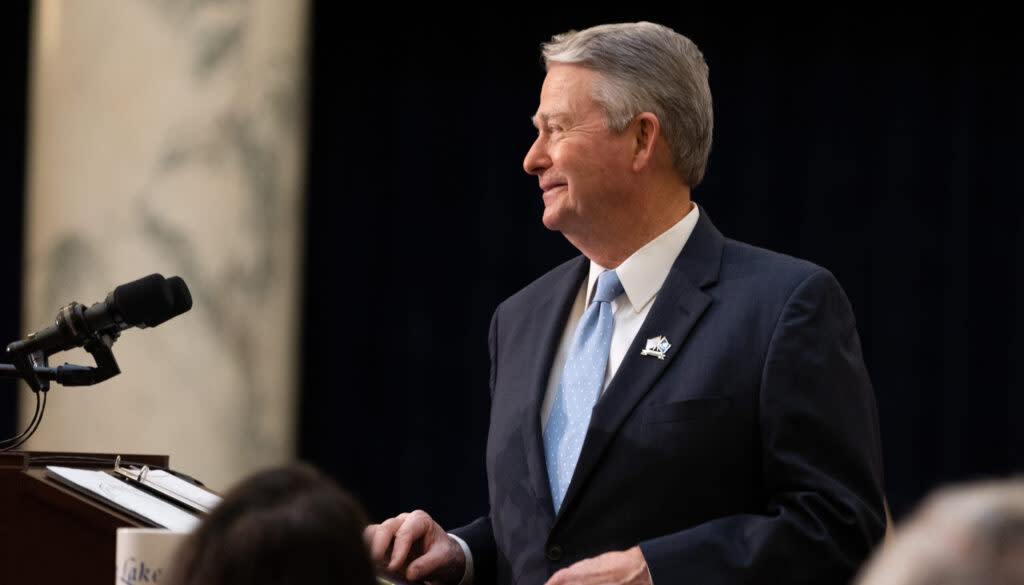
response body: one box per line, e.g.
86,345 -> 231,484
542,22 -> 713,188
856,479 -> 1024,585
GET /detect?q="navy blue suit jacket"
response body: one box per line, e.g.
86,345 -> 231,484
453,210 -> 886,584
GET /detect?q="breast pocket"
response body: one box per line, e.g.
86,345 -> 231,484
643,396 -> 736,424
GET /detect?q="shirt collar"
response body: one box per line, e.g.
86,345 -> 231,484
585,202 -> 701,312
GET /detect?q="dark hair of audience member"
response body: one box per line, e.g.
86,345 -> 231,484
167,462 -> 376,585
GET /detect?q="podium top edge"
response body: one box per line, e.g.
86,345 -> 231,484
0,451 -> 170,470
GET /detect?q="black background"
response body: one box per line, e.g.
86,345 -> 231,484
0,3 -> 27,443
3,4 -> 1021,532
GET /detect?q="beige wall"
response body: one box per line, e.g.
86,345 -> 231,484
20,0 -> 309,491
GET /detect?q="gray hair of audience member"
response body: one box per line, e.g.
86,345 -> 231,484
856,478 -> 1024,585
541,21 -> 713,188
167,462 -> 376,585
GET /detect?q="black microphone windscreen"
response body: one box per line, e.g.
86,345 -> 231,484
112,274 -> 191,328
165,276 -> 193,317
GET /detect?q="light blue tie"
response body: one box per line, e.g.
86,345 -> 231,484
544,270 -> 624,513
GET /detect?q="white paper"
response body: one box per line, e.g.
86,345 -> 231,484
47,466 -> 200,532
144,469 -> 222,511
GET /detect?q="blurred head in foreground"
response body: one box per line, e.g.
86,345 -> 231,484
857,478 -> 1024,585
168,462 -> 375,585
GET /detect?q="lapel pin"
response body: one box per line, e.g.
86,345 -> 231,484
640,335 -> 671,360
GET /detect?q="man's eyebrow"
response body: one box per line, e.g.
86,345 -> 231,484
531,112 -> 569,128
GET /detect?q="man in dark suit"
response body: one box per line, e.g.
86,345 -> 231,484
366,22 -> 886,585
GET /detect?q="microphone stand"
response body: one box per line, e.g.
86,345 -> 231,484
1,332 -> 122,392
0,333 -> 122,451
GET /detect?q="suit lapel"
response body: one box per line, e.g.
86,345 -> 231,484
520,256 -> 589,518
556,210 -> 726,520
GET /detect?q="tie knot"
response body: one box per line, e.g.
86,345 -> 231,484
593,270 -> 624,304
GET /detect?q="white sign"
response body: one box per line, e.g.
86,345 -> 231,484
115,528 -> 189,585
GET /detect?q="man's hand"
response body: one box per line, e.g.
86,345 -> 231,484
364,509 -> 466,584
544,546 -> 652,585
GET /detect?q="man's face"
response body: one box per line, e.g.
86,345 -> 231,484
524,64 -> 636,240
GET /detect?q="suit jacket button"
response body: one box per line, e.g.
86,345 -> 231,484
546,544 -> 563,561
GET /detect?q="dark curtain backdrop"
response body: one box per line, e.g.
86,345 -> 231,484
299,6 -> 1022,528
0,2 -> 28,440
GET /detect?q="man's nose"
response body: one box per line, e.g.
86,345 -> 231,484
523,136 -> 550,176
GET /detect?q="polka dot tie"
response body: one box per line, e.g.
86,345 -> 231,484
543,270 -> 624,514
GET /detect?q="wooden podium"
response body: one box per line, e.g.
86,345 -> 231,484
0,450 -> 172,585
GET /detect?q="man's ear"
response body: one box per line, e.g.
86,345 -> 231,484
631,112 -> 660,172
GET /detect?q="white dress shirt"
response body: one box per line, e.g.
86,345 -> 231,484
452,203 -> 700,585
540,203 -> 700,430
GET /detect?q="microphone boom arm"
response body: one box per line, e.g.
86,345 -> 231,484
3,328 -> 121,391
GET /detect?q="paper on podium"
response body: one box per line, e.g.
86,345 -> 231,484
135,469 -> 222,511
47,466 -> 200,532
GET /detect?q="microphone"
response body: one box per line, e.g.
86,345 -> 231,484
7,274 -> 193,358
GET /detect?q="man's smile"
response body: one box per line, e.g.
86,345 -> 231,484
540,182 -> 567,200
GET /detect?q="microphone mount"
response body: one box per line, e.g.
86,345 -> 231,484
2,301 -> 122,392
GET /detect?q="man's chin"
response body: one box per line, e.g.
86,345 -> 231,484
542,207 -> 587,243
541,210 -> 565,232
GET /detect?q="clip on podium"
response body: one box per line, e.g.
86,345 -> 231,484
0,450 -> 209,585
